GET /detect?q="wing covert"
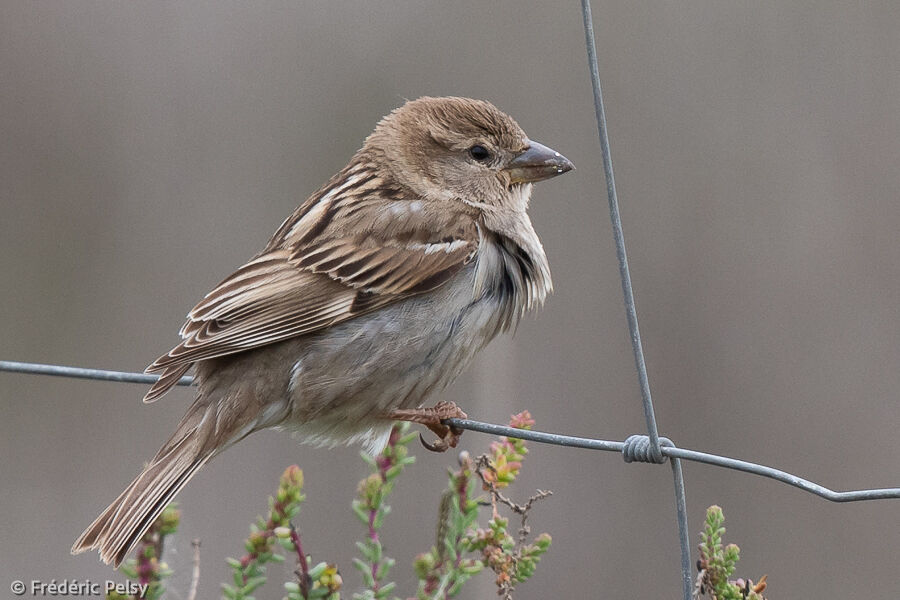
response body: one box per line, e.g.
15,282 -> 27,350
144,180 -> 479,402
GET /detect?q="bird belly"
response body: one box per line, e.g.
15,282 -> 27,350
277,262 -> 504,451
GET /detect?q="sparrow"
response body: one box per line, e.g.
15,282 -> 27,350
72,96 -> 573,566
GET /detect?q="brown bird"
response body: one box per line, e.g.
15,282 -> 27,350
72,96 -> 573,566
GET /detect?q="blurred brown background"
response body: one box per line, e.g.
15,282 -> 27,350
2,2 -> 899,598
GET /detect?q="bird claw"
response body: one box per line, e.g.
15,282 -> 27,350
389,401 -> 467,453
419,432 -> 446,452
417,425 -> 464,453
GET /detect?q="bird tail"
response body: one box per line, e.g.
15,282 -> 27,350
72,398 -> 220,567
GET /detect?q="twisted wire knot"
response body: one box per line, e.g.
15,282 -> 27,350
622,434 -> 674,464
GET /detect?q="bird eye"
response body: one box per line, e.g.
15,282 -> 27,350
468,145 -> 491,162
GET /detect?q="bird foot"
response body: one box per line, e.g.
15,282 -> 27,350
389,401 -> 467,453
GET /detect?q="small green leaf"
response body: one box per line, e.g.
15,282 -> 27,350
242,575 -> 267,594
373,581 -> 396,598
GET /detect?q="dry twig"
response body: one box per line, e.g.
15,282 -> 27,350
186,539 -> 201,600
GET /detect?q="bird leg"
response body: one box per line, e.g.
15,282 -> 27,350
388,401 -> 467,452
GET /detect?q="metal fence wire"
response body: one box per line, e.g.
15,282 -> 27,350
3,3 -> 900,598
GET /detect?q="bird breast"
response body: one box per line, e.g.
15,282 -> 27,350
271,238 -> 537,449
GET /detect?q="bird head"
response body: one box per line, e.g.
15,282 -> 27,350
365,96 -> 574,209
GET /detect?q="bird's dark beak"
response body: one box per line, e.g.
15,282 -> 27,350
503,140 -> 574,184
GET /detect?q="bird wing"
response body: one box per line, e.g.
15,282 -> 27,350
144,179 -> 478,401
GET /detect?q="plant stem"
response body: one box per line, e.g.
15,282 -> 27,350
290,526 -> 310,598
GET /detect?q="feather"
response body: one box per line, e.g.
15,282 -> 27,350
143,160 -> 479,402
71,401 -> 219,566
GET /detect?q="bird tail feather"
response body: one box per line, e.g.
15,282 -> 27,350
71,399 -> 219,567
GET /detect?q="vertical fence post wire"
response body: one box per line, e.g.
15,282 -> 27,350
580,1 -> 692,598
579,0 -> 661,459
670,457 -> 693,598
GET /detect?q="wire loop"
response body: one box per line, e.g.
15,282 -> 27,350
622,434 -> 674,464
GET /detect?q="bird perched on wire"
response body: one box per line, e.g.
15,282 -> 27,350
72,96 -> 573,566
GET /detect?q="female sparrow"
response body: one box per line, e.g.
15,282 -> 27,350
72,96 -> 573,566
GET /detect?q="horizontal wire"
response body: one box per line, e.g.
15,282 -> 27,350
0,360 -> 195,387
3,359 -> 898,502
445,419 -> 900,502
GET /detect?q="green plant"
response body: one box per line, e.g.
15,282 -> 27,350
106,505 -> 179,600
351,425 -> 417,599
222,464 -> 341,600
108,414 -> 551,600
414,411 -> 552,600
695,505 -> 768,600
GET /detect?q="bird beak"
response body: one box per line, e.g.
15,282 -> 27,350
503,140 -> 575,184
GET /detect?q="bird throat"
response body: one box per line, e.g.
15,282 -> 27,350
473,224 -> 551,334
